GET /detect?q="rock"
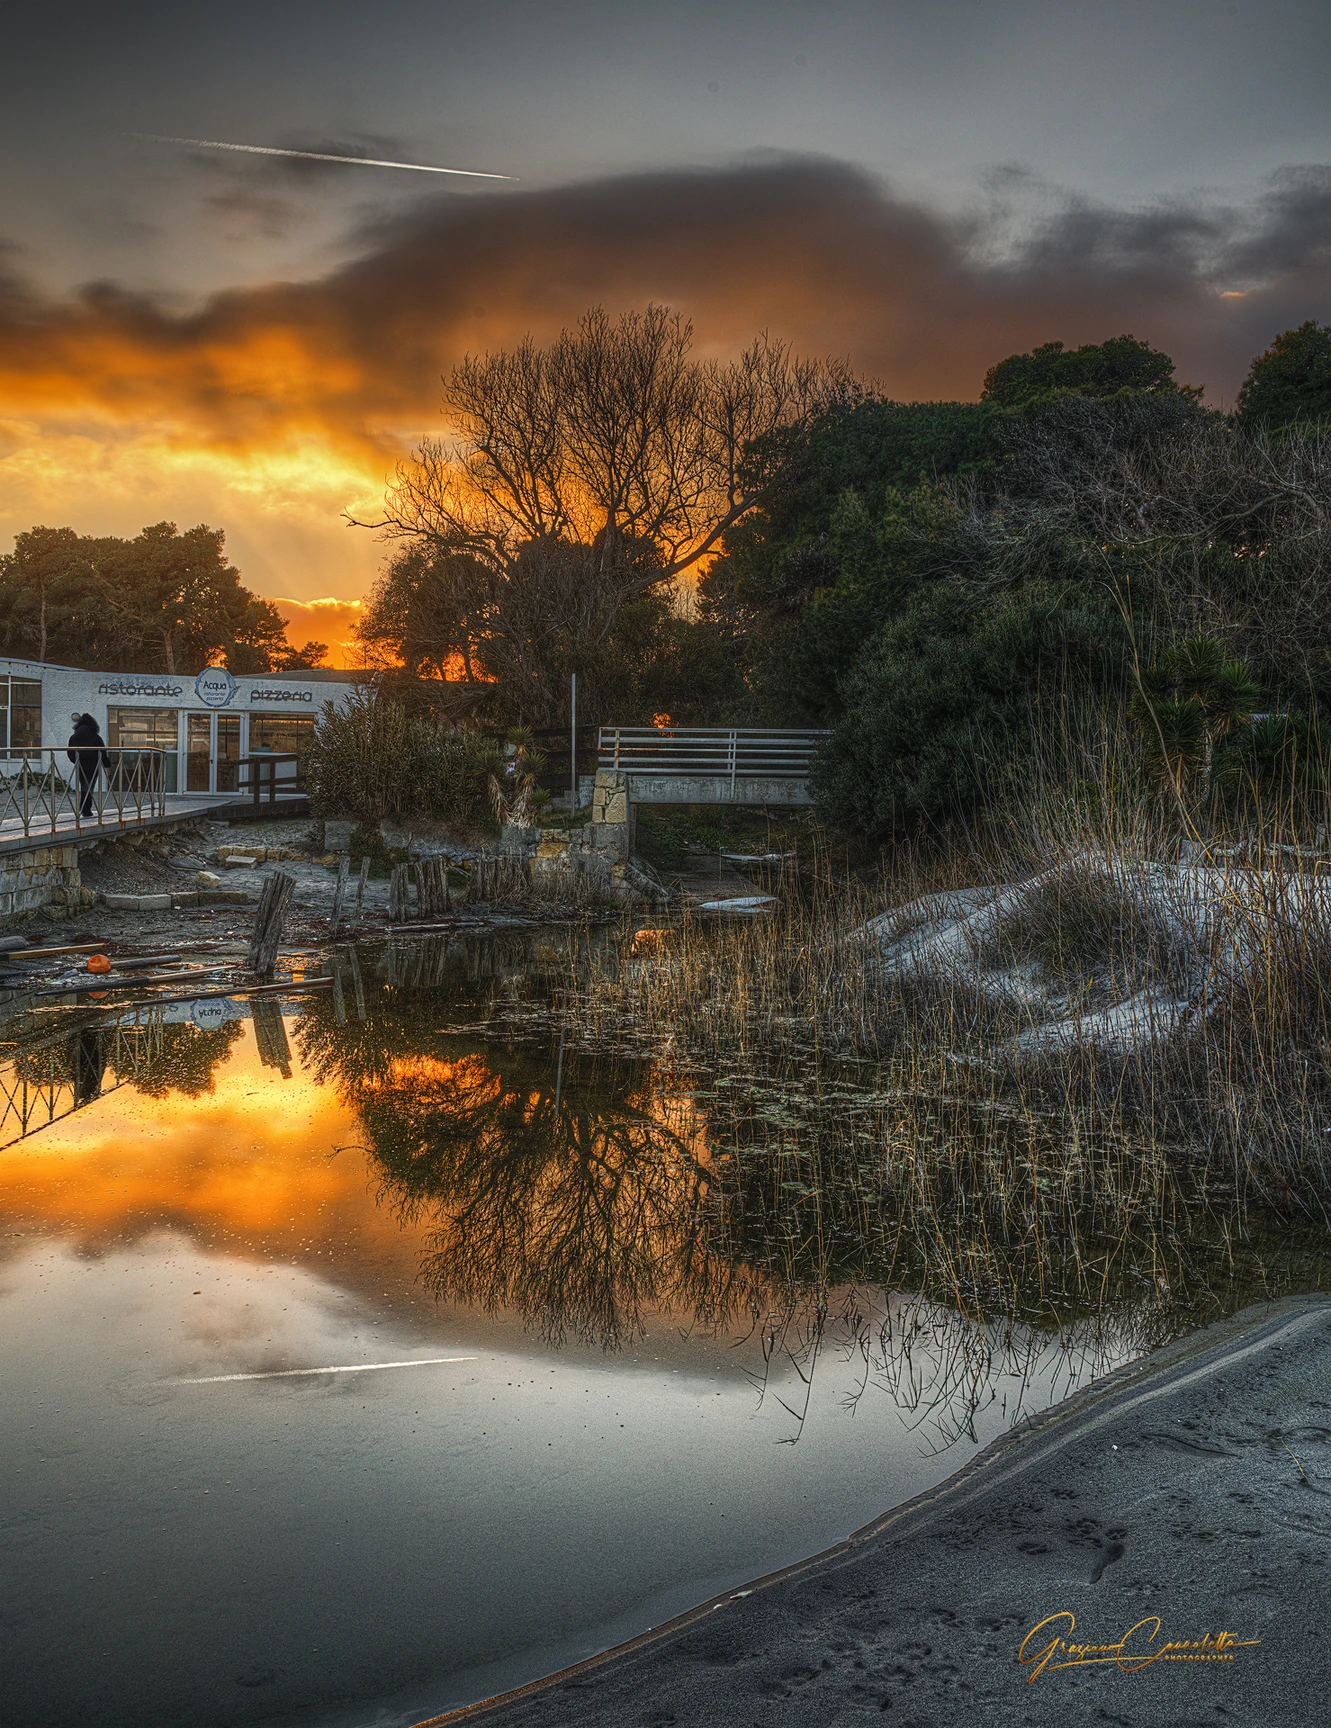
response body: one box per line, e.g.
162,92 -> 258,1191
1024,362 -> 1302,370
324,820 -> 356,852
171,892 -> 199,908
101,892 -> 172,911
621,861 -> 676,904
222,856 -> 258,869
196,870 -> 221,889
500,824 -> 541,856
197,888 -> 254,906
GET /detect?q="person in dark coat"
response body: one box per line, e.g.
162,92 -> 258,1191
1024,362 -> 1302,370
72,1025 -> 106,1106
67,712 -> 110,819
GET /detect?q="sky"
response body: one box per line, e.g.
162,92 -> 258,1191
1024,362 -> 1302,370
1,0 -> 1328,662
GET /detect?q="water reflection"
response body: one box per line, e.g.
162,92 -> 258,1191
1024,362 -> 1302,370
0,1011 -> 243,1145
5,928 -> 1329,1450
285,932 -> 1331,1443
6,930 -> 1331,1727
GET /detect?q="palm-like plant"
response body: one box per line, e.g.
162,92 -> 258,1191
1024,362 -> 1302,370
1130,635 -> 1261,814
489,729 -> 551,829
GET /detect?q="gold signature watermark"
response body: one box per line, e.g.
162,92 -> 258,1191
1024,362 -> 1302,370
1018,1612 -> 1260,1681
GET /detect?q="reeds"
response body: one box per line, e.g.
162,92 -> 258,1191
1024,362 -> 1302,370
543,713 -> 1331,1212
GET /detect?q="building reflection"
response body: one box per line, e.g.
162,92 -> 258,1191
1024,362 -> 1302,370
0,1011 -> 244,1146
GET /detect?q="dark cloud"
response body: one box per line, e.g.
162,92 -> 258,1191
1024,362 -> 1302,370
1,156 -> 1327,452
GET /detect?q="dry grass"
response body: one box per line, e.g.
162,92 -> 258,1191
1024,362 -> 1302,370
538,722 -> 1331,1215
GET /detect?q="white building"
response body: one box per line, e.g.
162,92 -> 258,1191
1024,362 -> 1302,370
0,656 -> 362,797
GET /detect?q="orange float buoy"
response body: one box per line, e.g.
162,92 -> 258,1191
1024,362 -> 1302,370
86,954 -> 112,974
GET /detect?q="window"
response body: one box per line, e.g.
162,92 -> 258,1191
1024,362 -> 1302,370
107,707 -> 178,793
0,677 -> 42,756
249,714 -> 315,757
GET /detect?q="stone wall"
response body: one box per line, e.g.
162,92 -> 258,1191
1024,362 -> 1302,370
0,843 -> 91,922
0,816 -> 211,927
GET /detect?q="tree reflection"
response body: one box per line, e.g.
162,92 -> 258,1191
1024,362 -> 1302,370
292,935 -> 1331,1443
116,1020 -> 244,1098
299,981 -> 749,1346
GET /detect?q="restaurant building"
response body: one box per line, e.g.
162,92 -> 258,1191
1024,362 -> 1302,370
0,656 -> 362,795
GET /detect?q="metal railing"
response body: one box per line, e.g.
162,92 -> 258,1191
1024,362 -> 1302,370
598,727 -> 829,793
0,1012 -> 168,1149
0,748 -> 167,840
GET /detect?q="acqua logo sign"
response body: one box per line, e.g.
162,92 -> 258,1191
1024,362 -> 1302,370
194,666 -> 239,708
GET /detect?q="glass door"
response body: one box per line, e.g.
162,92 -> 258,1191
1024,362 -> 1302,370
217,716 -> 241,792
186,714 -> 212,791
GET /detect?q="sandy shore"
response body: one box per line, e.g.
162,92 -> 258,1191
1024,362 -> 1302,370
424,1296 -> 1331,1727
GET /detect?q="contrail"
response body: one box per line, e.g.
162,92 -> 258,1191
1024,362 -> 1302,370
130,133 -> 513,180
169,1356 -> 479,1385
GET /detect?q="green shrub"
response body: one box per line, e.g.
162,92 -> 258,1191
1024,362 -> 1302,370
810,580 -> 1130,839
1214,711 -> 1330,821
309,691 -> 500,825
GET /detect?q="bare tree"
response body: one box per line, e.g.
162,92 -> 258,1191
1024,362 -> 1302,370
356,305 -> 852,721
376,306 -> 850,580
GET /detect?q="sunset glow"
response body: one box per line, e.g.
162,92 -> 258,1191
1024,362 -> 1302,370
0,158 -> 1313,638
0,1031 -> 412,1265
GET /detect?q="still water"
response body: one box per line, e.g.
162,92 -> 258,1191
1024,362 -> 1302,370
0,931 -> 1317,1727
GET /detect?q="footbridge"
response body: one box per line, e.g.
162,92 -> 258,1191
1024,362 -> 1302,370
595,727 -> 828,809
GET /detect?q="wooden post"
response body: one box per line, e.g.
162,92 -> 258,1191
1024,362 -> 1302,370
247,871 -> 296,977
389,862 -> 410,923
465,859 -> 492,903
414,856 -> 450,919
354,855 -> 370,919
329,856 -> 350,935
346,945 -> 367,1021
251,996 -> 292,1076
332,956 -> 347,1025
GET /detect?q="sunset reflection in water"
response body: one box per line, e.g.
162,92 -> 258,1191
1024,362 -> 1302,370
0,957 -> 1153,1728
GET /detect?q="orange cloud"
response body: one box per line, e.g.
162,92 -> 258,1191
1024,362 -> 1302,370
0,158 -> 1324,611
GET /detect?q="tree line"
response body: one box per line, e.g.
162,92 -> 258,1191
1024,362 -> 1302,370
0,520 -> 327,674
349,306 -> 1331,836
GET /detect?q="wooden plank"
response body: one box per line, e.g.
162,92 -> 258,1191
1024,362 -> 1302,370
12,942 -> 109,958
34,968 -> 226,998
